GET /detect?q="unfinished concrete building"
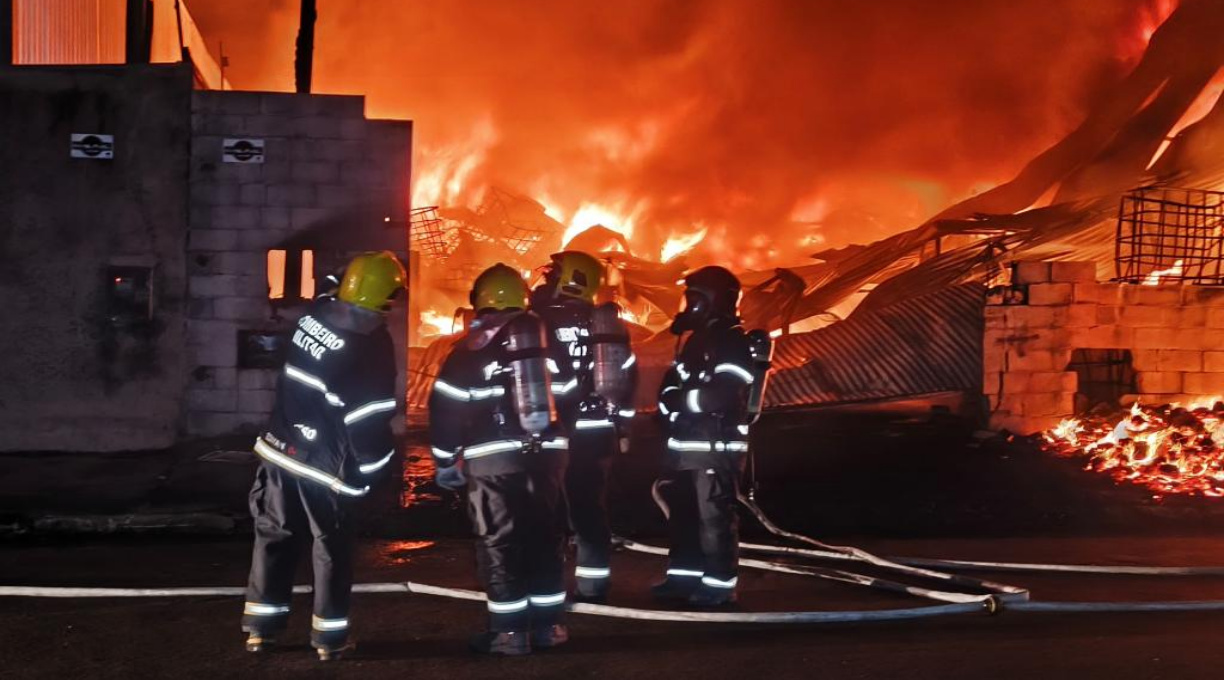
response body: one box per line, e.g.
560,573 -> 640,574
0,3 -> 412,451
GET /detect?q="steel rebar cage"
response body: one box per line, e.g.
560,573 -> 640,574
408,206 -> 450,259
1116,186 -> 1224,284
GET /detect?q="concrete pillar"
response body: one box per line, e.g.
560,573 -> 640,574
0,0 -> 12,66
125,0 -> 153,64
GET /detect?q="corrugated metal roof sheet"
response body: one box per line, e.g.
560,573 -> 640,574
14,0 -> 126,65
766,283 -> 985,408
13,0 -> 230,90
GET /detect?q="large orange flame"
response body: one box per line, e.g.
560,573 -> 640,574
561,202 -> 641,250
661,226 -> 709,262
188,0 -> 1182,265
419,308 -> 459,338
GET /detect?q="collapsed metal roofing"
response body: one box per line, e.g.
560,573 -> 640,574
766,283 -> 985,409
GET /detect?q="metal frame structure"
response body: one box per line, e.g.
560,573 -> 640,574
408,206 -> 451,259
476,187 -> 554,256
1116,186 -> 1224,284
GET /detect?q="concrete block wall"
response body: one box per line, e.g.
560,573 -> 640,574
985,261 -> 1224,434
0,64 -> 195,452
185,91 -> 411,437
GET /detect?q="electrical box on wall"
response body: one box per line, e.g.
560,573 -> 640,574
107,265 -> 153,327
238,330 -> 287,369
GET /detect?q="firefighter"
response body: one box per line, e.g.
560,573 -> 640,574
242,251 -> 405,661
651,265 -> 769,607
529,251 -> 638,603
429,263 -> 570,656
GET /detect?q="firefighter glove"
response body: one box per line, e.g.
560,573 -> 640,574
435,464 -> 467,490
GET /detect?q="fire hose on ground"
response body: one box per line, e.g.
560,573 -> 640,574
5,494 -> 1224,622
732,494 -> 1224,615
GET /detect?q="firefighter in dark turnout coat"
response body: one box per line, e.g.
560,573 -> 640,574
530,251 -> 637,602
242,251 -> 405,661
651,266 -> 766,607
429,263 -> 570,656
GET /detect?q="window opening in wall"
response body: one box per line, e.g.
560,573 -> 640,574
267,249 -> 316,301
1066,348 -> 1136,414
267,250 -> 287,300
301,250 -> 315,299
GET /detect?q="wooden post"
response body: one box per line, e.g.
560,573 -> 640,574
125,0 -> 152,64
0,0 -> 13,66
294,0 -> 317,93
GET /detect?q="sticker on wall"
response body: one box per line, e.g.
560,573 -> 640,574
222,138 -> 265,164
70,134 -> 114,159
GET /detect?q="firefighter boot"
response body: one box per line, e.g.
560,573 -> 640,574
245,632 -> 276,653
470,630 -> 532,656
650,575 -> 700,602
530,624 -> 570,650
688,584 -> 738,608
573,575 -> 609,604
314,640 -> 355,662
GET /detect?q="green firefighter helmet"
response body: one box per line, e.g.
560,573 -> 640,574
546,250 -> 604,303
338,251 -> 406,312
470,263 -> 529,312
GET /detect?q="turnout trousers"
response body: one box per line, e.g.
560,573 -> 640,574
565,427 -> 617,597
242,463 -> 356,648
660,460 -> 744,593
468,458 -> 567,632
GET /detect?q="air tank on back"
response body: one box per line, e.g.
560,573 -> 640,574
744,329 -> 774,424
590,302 -> 633,403
505,312 -> 556,433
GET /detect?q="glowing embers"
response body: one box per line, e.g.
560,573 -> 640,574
1042,398 -> 1224,498
378,540 -> 438,566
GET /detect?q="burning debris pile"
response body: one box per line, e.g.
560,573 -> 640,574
407,186 -> 710,342
1042,398 -> 1224,499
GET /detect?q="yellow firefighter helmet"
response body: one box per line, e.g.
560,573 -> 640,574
546,250 -> 604,303
338,251 -> 406,312
470,263 -> 529,312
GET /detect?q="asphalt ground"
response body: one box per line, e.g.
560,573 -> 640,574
5,535 -> 1224,679
6,408 -> 1224,678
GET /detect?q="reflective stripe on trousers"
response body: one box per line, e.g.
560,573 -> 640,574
253,437 -> 370,497
244,601 -> 290,616
312,615 -> 349,631
666,438 -> 749,453
529,592 -> 566,607
575,566 -> 610,579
